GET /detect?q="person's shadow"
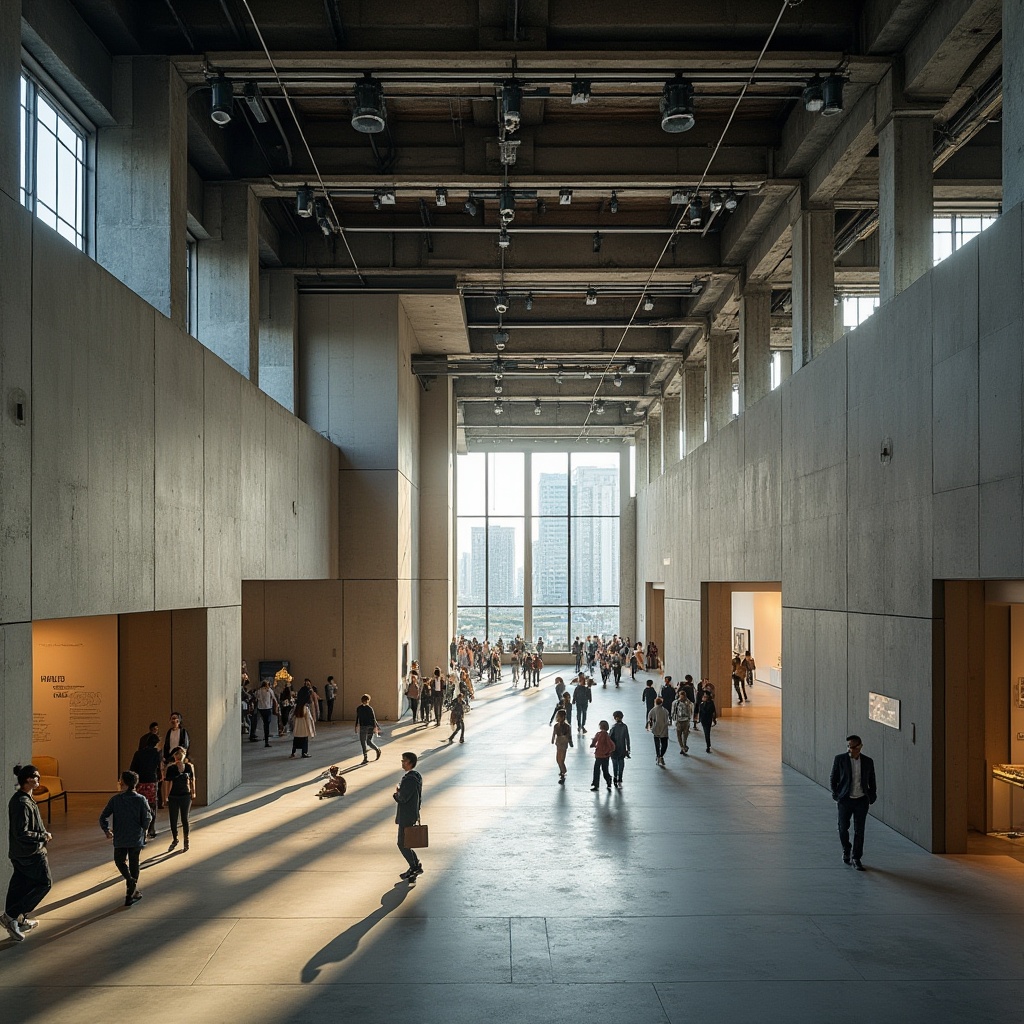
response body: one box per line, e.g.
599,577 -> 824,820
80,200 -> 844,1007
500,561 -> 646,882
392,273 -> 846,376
300,883 -> 413,983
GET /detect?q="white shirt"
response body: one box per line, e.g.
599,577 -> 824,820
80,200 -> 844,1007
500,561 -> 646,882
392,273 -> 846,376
257,686 -> 276,710
849,754 -> 864,798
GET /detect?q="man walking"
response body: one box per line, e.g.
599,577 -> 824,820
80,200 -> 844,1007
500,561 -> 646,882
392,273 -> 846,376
324,676 -> 337,721
572,675 -> 592,733
573,636 -> 583,673
394,752 -> 423,880
829,735 -> 877,870
99,771 -> 153,907
671,686 -> 694,755
256,678 -> 279,747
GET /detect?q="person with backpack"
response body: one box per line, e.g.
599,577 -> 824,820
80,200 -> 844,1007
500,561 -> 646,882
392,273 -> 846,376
589,721 -> 616,791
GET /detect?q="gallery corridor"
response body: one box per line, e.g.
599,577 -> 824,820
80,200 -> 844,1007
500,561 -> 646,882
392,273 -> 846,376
1,672 -> 1022,1023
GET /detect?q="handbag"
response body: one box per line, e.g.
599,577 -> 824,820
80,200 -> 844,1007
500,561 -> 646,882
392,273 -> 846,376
402,823 -> 429,848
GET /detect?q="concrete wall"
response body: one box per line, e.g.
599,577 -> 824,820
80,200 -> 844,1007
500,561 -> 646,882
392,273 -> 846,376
635,201 -> 1024,851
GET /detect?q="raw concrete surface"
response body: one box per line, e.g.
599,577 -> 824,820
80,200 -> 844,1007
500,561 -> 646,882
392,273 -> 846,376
1,672 -> 1022,1023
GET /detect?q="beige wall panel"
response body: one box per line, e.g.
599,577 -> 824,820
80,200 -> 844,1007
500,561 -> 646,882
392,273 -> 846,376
343,578 -> 399,721
0,197 -> 32,623
239,389 -> 267,580
339,470 -> 399,580
118,610 -> 172,775
203,351 -> 242,608
206,604 -> 242,803
154,317 -> 205,610
264,402 -> 299,579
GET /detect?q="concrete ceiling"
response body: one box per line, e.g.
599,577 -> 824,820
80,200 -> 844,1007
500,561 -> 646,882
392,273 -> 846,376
69,0 -> 1006,446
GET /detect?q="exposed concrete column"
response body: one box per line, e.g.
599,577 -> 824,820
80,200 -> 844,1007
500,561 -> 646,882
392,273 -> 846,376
662,391 -> 681,468
790,205 -> 835,368
738,283 -> 771,411
647,407 -> 663,478
682,366 -> 705,454
878,112 -> 933,302
96,57 -> 187,327
706,331 -> 734,437
418,376 -> 454,674
1007,0 -> 1024,209
635,430 -> 649,490
197,182 -> 260,382
258,270 -> 297,413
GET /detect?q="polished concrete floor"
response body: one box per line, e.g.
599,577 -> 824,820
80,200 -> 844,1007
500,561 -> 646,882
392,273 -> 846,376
2,669 -> 1023,1023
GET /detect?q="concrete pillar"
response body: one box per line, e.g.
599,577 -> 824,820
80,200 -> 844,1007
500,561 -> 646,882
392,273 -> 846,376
879,113 -> 933,302
258,270 -> 297,412
682,366 -> 705,454
1007,0 -> 1024,210
647,408 -> 663,479
662,392 -> 681,468
738,283 -> 771,411
0,0 -> 19,202
791,206 -> 835,368
418,376 -> 455,675
706,331 -> 734,437
635,430 -> 649,490
197,182 -> 260,382
96,57 -> 188,327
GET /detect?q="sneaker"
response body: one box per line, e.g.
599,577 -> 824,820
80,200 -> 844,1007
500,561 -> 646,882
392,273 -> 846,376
2,913 -> 25,942
459,738 -> 464,743
842,851 -> 851,865
124,890 -> 143,907
853,859 -> 865,871
400,868 -> 415,880
413,864 -> 424,876
168,838 -> 178,851
17,916 -> 39,932
183,840 -> 189,852
558,776 -> 565,785
590,785 -> 599,791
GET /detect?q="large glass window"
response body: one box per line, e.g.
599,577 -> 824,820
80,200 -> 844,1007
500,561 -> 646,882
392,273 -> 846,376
457,450 -> 620,650
20,71 -> 89,250
933,212 -> 997,265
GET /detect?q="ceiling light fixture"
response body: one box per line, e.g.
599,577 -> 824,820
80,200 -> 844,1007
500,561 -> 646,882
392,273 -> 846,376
494,399 -> 504,415
352,72 -> 386,133
822,74 -> 845,116
593,231 -> 602,253
570,79 -> 592,105
464,198 -> 479,216
494,290 -> 510,314
313,198 -> 332,238
609,190 -> 619,214
435,187 -> 448,207
209,76 -> 233,125
583,369 -> 593,380
613,372 -> 623,388
724,189 -> 739,212
555,367 -> 564,384
498,228 -> 511,249
660,74 -> 696,133
534,398 -> 542,415
595,399 -> 606,415
242,82 -> 268,123
802,75 -> 824,114
494,378 -> 503,395
643,296 -> 655,312
670,190 -> 688,205
626,358 -> 637,374
372,193 -> 382,211
525,292 -> 534,311
499,187 -> 516,225
709,189 -> 724,213
295,186 -> 313,218
493,329 -> 509,351
688,195 -> 703,227
559,188 -> 573,206
501,80 -> 523,132
585,288 -> 598,306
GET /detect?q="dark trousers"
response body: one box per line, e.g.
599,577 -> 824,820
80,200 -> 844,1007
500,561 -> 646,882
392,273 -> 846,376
114,846 -> 141,893
397,825 -> 420,870
575,654 -> 583,672
449,719 -> 465,742
433,693 -> 443,725
733,674 -> 747,701
613,667 -> 621,686
701,720 -> 713,750
248,711 -> 259,740
592,757 -> 611,787
837,795 -> 870,859
575,704 -> 588,729
359,727 -> 381,758
168,795 -> 192,839
327,698 -> 335,721
610,755 -> 625,783
291,736 -> 309,756
259,708 -> 273,743
654,735 -> 668,758
5,854 -> 51,918
408,698 -> 419,721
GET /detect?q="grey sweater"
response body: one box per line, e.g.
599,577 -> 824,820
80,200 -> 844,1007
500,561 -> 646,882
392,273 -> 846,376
99,790 -> 153,848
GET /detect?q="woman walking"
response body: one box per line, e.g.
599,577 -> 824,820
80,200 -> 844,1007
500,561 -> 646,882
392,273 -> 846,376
405,673 -> 420,723
163,746 -> 196,852
697,690 -> 718,753
1,765 -> 51,942
129,733 -> 163,838
448,692 -> 466,744
551,708 -> 573,784
355,693 -> 382,762
290,679 -> 318,759
278,681 -> 294,736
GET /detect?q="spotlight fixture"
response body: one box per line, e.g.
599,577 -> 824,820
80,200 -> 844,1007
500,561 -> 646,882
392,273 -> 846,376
670,190 -> 688,206
593,231 -> 602,253
660,74 -> 695,133
493,330 -> 509,351
464,198 -> 479,216
724,189 -> 739,212
570,79 -> 592,105
295,186 -> 313,218
313,198 -> 332,238
501,80 -> 523,133
379,190 -> 396,205
372,193 -> 382,211
583,369 -> 593,380
534,399 -> 542,416
585,288 -> 598,306
499,139 -> 521,166
822,74 -> 845,116
352,72 -> 386,133
613,372 -> 623,388
709,189 -> 723,213
494,399 -> 504,415
494,290 -> 510,314
536,198 -> 547,215
559,188 -> 573,206
643,296 -> 655,312
499,187 -> 516,225
688,195 -> 703,227
595,399 -> 606,415
435,187 -> 448,207
525,292 -> 534,311
802,75 -> 824,114
625,358 -> 637,374
624,403 -> 633,415
498,228 -> 511,249
555,368 -> 564,385
609,190 -> 619,214
242,82 -> 268,123
209,76 -> 233,125
494,378 -> 503,395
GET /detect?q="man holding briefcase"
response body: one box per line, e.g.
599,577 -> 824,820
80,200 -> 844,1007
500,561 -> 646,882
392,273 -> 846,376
394,752 -> 424,880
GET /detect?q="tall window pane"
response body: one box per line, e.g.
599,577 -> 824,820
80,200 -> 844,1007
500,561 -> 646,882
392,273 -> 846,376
457,607 -> 487,639
571,518 -> 620,605
457,518 -> 486,604
532,517 -> 567,604
532,452 -> 568,515
533,607 -> 569,651
457,452 -> 485,515
488,607 -> 524,644
571,452 -> 619,513
487,518 -> 524,604
487,452 -> 524,514
571,607 -> 619,640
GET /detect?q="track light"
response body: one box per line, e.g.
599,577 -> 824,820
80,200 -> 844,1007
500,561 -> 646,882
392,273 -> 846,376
501,80 -> 523,133
494,378 -> 503,395
670,190 -> 687,206
614,372 -> 623,388
494,290 -> 510,314
313,198 -> 332,238
537,198 -> 547,215
534,398 -> 542,416
352,72 -> 386,133
643,296 -> 655,312
583,369 -> 593,380
464,198 -> 479,217
595,399 -> 606,415
625,358 -> 637,374
242,82 -> 268,123
593,231 -> 602,253
802,75 -> 824,114
499,187 -> 516,225
570,79 -> 592,105
822,74 -> 845,116
585,288 -> 598,306
494,400 -> 504,415
709,190 -> 723,213
688,195 -> 703,227
555,367 -> 564,384
724,189 -> 739,212
373,193 -> 382,211
660,74 -> 695,133
435,187 -> 448,207
559,188 -> 573,206
525,292 -> 534,311
624,403 -> 633,415
209,76 -> 233,125
296,186 -> 313,218
380,190 -> 396,205
609,190 -> 619,214
493,330 -> 509,351
498,228 -> 511,249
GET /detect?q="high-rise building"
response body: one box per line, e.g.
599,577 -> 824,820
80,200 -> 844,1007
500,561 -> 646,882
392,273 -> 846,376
534,471 -> 568,604
571,466 -> 619,606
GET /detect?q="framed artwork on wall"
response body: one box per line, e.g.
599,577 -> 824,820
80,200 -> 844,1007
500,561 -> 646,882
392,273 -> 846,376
733,627 -> 750,655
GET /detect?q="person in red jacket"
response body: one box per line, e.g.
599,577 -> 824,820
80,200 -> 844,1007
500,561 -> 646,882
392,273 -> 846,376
590,721 -> 615,791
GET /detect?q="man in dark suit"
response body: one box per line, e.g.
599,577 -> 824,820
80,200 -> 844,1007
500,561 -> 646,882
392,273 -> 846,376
830,735 -> 877,870
394,751 -> 423,880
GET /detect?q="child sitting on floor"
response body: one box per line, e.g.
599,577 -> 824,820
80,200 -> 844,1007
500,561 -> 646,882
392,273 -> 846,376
317,765 -> 347,799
